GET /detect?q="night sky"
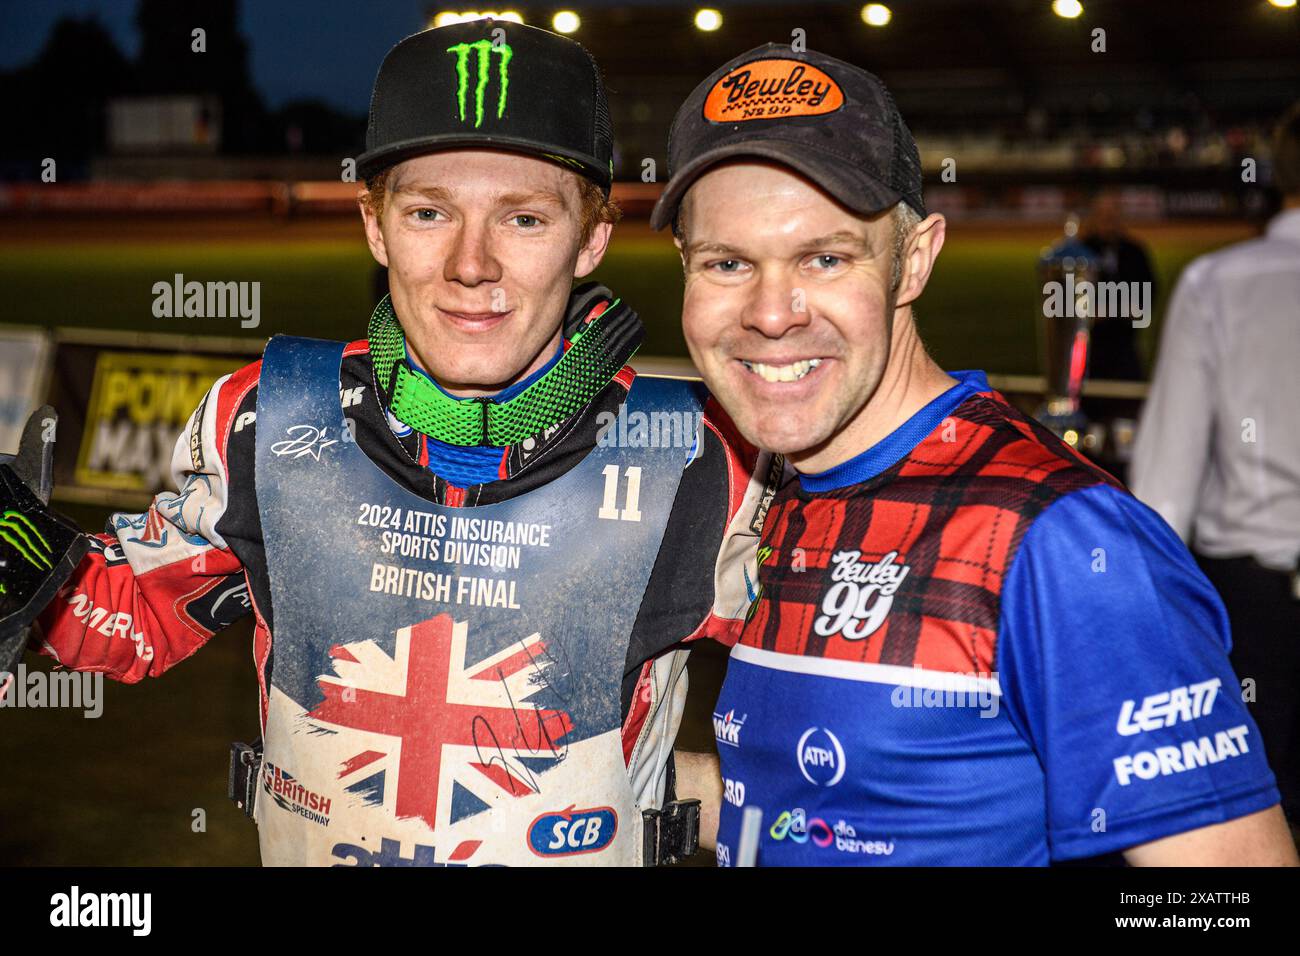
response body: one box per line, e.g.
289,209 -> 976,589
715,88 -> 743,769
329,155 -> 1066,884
0,0 -> 761,116
1,0 -> 483,115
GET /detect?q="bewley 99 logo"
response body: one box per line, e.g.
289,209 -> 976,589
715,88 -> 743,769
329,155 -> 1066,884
813,550 -> 911,641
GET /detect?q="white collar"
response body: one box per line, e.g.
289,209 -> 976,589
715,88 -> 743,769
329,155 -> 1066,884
1266,207 -> 1300,242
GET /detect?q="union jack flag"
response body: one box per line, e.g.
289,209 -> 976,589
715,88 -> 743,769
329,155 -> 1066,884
307,614 -> 573,831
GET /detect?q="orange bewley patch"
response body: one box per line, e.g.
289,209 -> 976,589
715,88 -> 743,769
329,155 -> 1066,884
702,59 -> 845,123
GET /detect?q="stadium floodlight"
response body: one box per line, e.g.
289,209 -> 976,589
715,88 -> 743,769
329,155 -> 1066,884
1051,0 -> 1083,17
431,10 -> 526,27
861,4 -> 892,27
1267,0 -> 1296,8
694,8 -> 723,31
553,10 -> 581,33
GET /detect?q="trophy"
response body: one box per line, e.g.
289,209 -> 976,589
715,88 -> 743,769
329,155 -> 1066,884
1036,215 -> 1099,450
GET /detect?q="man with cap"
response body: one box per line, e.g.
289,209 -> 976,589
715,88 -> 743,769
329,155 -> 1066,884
650,44 -> 1297,865
5,20 -> 771,867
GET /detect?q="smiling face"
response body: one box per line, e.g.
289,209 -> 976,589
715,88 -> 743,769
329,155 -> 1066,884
360,149 -> 612,397
679,161 -> 912,467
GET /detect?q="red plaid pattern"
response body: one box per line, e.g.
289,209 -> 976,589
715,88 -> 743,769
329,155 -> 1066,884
744,389 -> 1123,674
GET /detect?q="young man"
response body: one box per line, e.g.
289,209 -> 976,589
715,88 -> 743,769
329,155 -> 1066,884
650,44 -> 1298,866
3,21 -> 770,867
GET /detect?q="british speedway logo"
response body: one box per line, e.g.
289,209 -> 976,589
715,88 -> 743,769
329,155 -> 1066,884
813,550 -> 911,641
262,762 -> 332,826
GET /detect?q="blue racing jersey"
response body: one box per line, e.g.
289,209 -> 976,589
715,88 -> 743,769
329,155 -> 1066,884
713,372 -> 1279,866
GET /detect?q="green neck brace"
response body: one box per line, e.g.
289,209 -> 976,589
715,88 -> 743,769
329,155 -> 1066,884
367,295 -> 632,447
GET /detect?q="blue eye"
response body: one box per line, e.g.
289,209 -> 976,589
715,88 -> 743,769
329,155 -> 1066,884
414,209 -> 440,221
513,214 -> 541,228
713,259 -> 742,272
812,255 -> 843,269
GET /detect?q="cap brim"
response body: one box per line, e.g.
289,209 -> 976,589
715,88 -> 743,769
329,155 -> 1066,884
649,139 -> 902,231
356,134 -> 610,189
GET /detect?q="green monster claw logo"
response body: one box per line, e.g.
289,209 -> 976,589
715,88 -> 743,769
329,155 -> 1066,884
0,509 -> 53,571
446,40 -> 513,128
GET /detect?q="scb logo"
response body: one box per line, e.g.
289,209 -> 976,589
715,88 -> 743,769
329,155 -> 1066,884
528,806 -> 618,857
797,727 -> 846,786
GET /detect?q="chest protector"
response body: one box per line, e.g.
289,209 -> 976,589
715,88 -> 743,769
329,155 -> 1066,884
253,335 -> 701,866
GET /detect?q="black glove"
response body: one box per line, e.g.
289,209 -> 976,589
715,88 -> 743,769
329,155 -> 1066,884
0,406 -> 90,682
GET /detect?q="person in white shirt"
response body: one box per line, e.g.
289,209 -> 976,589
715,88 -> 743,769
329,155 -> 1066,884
1131,101 -> 1300,823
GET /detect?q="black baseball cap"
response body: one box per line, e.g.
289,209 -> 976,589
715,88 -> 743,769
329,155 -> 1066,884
650,44 -> 925,230
357,20 -> 614,192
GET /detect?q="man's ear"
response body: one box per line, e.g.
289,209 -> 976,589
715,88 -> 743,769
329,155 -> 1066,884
358,191 -> 390,268
574,219 -> 614,279
894,212 -> 946,310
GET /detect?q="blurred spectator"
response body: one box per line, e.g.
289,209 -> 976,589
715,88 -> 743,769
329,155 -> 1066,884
1081,189 -> 1157,381
1131,101 -> 1300,822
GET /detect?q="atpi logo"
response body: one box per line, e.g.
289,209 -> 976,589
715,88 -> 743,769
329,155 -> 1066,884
528,805 -> 618,857
797,726 -> 846,786
446,39 -> 513,128
713,709 -> 746,748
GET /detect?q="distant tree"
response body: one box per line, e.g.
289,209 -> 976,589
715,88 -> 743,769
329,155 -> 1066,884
273,100 -> 366,156
133,0 -> 269,152
0,17 -> 132,175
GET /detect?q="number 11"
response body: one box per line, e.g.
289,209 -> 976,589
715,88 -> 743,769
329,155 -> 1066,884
599,464 -> 642,522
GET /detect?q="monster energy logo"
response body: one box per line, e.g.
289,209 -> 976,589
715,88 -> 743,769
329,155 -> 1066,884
447,40 -> 513,128
745,545 -> 775,623
0,510 -> 53,571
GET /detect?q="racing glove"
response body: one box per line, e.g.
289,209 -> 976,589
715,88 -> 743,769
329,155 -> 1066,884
0,406 -> 90,685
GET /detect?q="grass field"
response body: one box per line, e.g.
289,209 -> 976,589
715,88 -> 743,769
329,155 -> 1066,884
0,218 -> 1254,373
0,214 -> 1255,865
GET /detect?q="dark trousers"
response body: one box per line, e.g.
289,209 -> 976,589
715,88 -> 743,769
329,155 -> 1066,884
1196,553 -> 1300,820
